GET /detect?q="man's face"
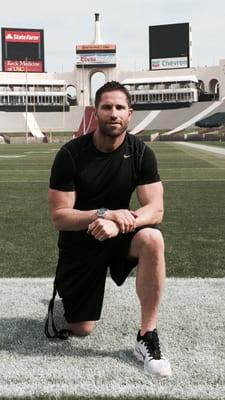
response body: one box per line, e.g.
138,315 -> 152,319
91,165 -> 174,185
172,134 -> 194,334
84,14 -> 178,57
95,90 -> 133,138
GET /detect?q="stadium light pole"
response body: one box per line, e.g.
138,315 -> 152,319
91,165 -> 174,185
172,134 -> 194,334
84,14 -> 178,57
25,58 -> 28,144
62,83 -> 65,132
33,83 -> 35,114
82,63 -> 86,135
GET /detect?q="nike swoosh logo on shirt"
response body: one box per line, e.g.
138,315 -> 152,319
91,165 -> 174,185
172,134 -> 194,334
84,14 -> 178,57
123,154 -> 132,159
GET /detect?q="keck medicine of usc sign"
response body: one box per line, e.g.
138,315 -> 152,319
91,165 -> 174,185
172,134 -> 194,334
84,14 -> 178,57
4,30 -> 41,43
4,60 -> 43,72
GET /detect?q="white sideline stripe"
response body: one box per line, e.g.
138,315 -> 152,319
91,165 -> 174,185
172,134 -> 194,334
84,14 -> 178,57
163,101 -> 223,135
0,277 -> 53,282
25,151 -> 54,154
0,277 -> 224,399
161,167 -> 225,170
1,178 -> 225,183
0,180 -> 48,183
174,141 -> 225,156
163,179 -> 225,181
0,169 -> 49,172
130,110 -> 161,134
0,155 -> 26,158
23,112 -> 44,138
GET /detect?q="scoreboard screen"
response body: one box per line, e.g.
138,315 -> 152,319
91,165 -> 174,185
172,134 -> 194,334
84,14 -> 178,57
1,27 -> 45,72
149,23 -> 191,70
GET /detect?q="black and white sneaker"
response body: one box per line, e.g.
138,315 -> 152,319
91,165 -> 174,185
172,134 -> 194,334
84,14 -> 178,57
134,329 -> 171,377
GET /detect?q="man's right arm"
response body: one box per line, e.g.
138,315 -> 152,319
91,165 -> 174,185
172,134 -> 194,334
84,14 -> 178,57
48,189 -> 136,237
48,188 -> 121,240
48,188 -> 98,231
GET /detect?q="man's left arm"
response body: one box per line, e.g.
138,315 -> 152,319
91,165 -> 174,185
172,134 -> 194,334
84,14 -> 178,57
134,181 -> 164,227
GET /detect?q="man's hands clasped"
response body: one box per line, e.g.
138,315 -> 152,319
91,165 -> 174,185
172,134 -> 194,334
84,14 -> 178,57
87,209 -> 138,241
104,209 -> 137,233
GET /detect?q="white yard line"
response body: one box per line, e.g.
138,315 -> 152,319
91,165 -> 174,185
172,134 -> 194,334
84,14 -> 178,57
0,277 -> 224,399
161,167 -> 225,170
0,169 -> 49,172
163,179 -> 225,181
1,178 -> 224,183
175,141 -> 225,156
0,180 -> 48,183
25,151 -> 57,154
0,155 -> 26,158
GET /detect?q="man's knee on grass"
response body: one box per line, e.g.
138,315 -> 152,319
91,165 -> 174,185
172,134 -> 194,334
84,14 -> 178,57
69,321 -> 95,336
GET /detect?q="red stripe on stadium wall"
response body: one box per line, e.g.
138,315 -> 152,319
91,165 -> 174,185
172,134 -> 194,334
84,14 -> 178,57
4,30 -> 41,43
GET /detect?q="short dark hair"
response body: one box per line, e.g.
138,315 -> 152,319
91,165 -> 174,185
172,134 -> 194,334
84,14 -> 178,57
95,81 -> 132,108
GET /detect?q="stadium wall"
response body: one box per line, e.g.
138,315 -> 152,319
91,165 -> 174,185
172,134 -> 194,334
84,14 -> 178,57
1,61 -> 225,135
118,60 -> 225,99
54,59 -> 225,103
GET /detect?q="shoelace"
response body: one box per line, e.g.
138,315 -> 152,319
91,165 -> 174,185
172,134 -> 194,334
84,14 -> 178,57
142,329 -> 162,360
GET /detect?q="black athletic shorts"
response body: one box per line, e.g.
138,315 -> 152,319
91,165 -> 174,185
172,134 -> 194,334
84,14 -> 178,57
55,225 -> 158,323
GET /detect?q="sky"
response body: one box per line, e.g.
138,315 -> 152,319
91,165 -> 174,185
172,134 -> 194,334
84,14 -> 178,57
1,0 -> 225,73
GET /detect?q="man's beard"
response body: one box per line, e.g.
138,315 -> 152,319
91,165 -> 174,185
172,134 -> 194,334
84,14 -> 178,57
98,120 -> 128,138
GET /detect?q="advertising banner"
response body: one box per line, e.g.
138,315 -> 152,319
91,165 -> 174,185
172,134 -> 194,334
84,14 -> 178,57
2,27 -> 45,72
151,57 -> 188,70
5,30 -> 41,43
76,53 -> 116,66
4,60 -> 43,72
76,44 -> 116,51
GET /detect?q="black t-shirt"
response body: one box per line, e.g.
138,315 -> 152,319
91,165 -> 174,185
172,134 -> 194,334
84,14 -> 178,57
49,132 -> 160,249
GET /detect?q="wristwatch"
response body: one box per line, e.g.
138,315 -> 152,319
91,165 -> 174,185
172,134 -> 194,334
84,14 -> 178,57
96,208 -> 109,219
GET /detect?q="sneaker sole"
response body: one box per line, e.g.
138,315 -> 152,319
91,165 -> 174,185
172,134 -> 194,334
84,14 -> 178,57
144,368 -> 172,378
134,348 -> 172,378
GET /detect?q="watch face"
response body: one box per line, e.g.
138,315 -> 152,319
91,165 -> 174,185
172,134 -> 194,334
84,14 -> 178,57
97,208 -> 108,218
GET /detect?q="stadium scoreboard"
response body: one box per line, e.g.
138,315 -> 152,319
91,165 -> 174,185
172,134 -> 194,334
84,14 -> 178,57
149,23 -> 191,70
1,27 -> 45,72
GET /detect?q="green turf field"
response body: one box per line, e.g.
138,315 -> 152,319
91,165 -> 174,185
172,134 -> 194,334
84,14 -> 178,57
0,142 -> 224,278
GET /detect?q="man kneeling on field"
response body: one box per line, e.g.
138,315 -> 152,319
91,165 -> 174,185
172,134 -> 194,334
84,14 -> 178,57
47,81 -> 171,377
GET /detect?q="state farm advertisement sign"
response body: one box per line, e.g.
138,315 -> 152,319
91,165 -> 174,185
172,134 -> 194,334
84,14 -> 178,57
5,30 -> 41,43
4,60 -> 43,72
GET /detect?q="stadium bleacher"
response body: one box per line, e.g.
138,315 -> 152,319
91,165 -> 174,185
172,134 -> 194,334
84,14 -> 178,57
1,99 -> 225,141
128,101 -> 225,132
195,112 -> 225,128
